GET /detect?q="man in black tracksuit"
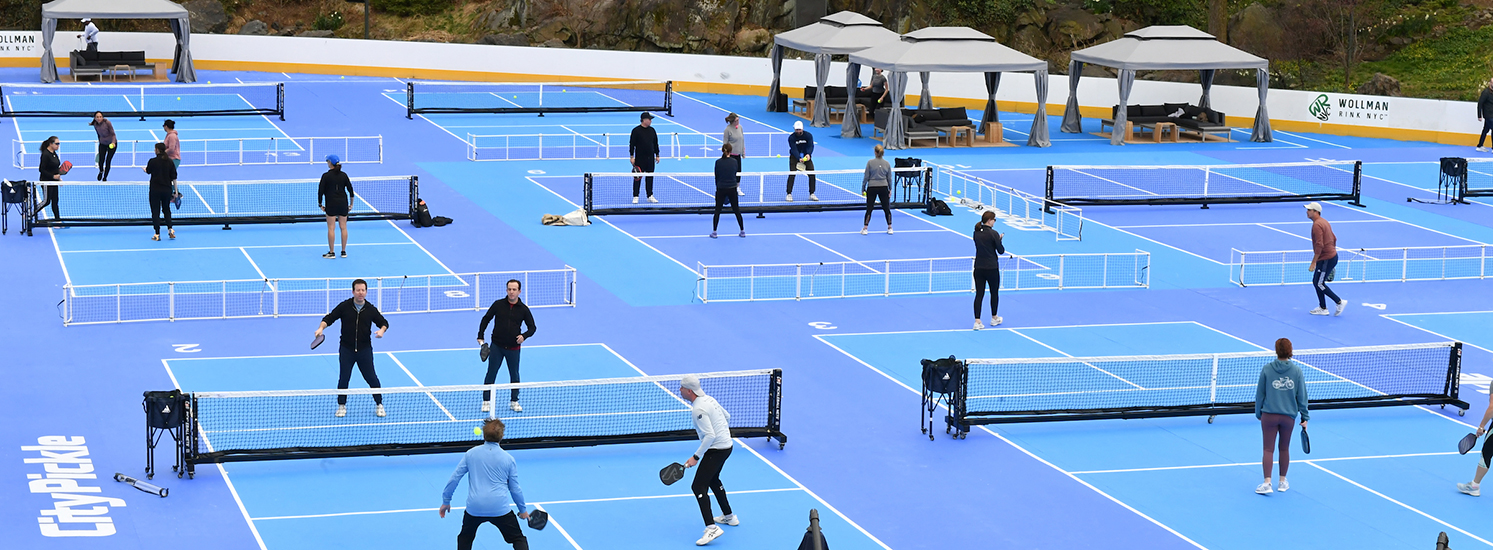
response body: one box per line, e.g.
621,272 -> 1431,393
630,112 -> 661,203
785,121 -> 816,202
316,278 -> 389,418
477,279 -> 537,413
1478,79 -> 1493,152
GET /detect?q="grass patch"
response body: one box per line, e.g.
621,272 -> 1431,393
1357,26 -> 1493,100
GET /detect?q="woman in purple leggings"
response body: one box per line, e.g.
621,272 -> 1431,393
1254,338 -> 1309,495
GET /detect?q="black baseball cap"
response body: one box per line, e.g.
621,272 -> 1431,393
640,112 -> 654,120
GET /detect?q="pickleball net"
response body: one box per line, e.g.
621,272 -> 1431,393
26,175 -> 418,227
584,167 -> 931,215
406,80 -> 672,117
182,369 -> 785,469
1,82 -> 284,119
942,342 -> 1463,431
1046,160 -> 1363,207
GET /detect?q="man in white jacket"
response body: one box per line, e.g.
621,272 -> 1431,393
680,375 -> 736,546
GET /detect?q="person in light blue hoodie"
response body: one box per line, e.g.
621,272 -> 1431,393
440,418 -> 530,550
1254,338 -> 1309,495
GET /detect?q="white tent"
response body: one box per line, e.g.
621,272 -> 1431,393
1059,26 -> 1269,144
767,11 -> 900,136
850,27 -> 1051,149
40,0 -> 197,83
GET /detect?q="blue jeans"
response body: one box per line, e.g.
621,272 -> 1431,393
1313,255 -> 1342,309
484,347 -> 521,402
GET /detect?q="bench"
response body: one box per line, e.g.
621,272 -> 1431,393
70,50 -> 153,81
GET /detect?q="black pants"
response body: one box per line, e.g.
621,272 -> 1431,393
693,447 -> 734,526
713,187 -> 742,231
1312,255 -> 1342,309
728,154 -> 743,184
973,268 -> 1000,319
863,186 -> 891,226
97,143 -> 116,181
35,184 -> 59,220
632,159 -> 655,197
1481,119 -> 1493,147
483,347 -> 521,403
786,157 -> 815,195
149,190 -> 173,235
86,42 -> 97,55
337,345 -> 383,405
457,511 -> 528,550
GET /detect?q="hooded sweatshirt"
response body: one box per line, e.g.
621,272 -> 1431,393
1255,359 -> 1310,421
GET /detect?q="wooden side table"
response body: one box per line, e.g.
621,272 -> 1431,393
983,121 -> 1003,143
111,64 -> 131,81
1153,121 -> 1177,143
948,125 -> 974,147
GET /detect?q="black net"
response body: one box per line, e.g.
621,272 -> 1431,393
1047,161 -> 1362,206
28,176 -> 417,227
2,83 -> 284,119
407,80 -> 671,116
585,167 -> 930,215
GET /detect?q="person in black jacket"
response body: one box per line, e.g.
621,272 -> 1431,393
315,279 -> 389,418
972,210 -> 1006,330
318,154 -> 355,258
35,136 -> 64,223
630,112 -> 660,204
477,279 -> 536,413
143,142 -> 177,240
785,121 -> 816,202
1478,79 -> 1493,152
711,144 -> 744,239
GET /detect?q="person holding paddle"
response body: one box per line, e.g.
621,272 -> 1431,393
477,279 -> 536,413
315,279 -> 388,418
1254,338 -> 1309,495
680,375 -> 735,546
441,417 -> 533,550
1456,383 -> 1493,496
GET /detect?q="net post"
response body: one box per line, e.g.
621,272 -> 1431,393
1058,255 -> 1065,290
61,285 -> 70,326
115,284 -> 121,323
408,176 -> 420,222
169,282 -> 175,321
767,368 -> 783,445
665,81 -> 673,117
406,82 -> 415,119
277,83 -> 285,121
1043,166 -> 1056,214
794,264 -> 801,300
583,174 -> 593,215
1350,161 -> 1365,207
1209,355 -> 1219,406
1448,342 -> 1464,401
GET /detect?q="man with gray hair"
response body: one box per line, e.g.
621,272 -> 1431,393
680,374 -> 735,546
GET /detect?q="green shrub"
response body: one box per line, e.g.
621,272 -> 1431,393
379,0 -> 454,18
313,10 -> 345,31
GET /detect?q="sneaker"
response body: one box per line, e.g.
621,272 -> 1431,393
168,229 -> 175,240
1334,299 -> 1347,316
785,193 -> 793,202
1278,478 -> 1289,492
860,227 -> 868,235
1459,482 -> 1481,496
376,405 -> 386,417
714,514 -> 739,526
887,227 -> 893,235
335,404 -> 347,418
810,193 -> 819,201
696,525 -> 724,546
709,231 -> 717,239
340,250 -> 347,258
738,231 -> 746,238
632,196 -> 639,204
991,316 -> 1003,327
647,195 -> 658,203
152,234 -> 160,241
737,188 -> 745,196
1479,147 -> 1490,153
1256,481 -> 1273,495
510,401 -> 522,412
1309,307 -> 1330,316
481,400 -> 491,413
973,320 -> 984,330
323,251 -> 336,259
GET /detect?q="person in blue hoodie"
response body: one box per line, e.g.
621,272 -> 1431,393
1254,337 -> 1309,495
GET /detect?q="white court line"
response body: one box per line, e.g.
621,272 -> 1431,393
639,229 -> 945,239
378,92 -> 471,145
559,124 -> 606,147
239,247 -> 268,279
381,216 -> 460,277
167,343 -> 606,363
1114,220 -> 1390,229
1310,462 -> 1493,547
1379,314 -> 1493,356
674,91 -> 789,133
533,504 -> 585,550
823,319 -> 1203,338
1357,170 -> 1493,210
48,222 -> 72,286
811,334 -> 1208,550
795,234 -> 881,273
1007,329 -> 1145,389
61,242 -> 416,254
1254,223 -> 1311,241
385,352 -> 457,422
1072,451 -> 1462,475
526,175 -> 700,276
250,488 -> 806,521
1277,130 -> 1353,149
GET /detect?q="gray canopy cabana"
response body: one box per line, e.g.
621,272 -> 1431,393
768,11 -> 899,136
40,0 -> 197,83
1060,26 -> 1269,144
850,27 -> 1051,150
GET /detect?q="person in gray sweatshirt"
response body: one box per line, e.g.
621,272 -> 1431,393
723,113 -> 745,195
861,144 -> 893,235
1254,337 -> 1309,495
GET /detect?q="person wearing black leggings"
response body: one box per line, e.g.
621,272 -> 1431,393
972,210 -> 1005,330
35,136 -> 64,223
861,144 -> 893,235
710,143 -> 744,238
1478,79 -> 1493,152
90,111 -> 117,181
143,142 -> 177,240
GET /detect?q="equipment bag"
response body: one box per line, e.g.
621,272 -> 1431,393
925,198 -> 952,216
143,390 -> 187,429
921,356 -> 961,395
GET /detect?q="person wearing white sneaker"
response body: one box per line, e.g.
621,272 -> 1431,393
317,279 -> 388,418
723,113 -> 746,197
1477,79 -> 1493,152
971,211 -> 1006,331
1456,382 -> 1493,497
785,121 -> 816,202
680,375 -> 735,546
711,143 -> 745,239
861,145 -> 893,236
477,279 -> 536,415
1304,203 -> 1345,317
441,418 -> 532,550
1254,338 -> 1310,495
630,112 -> 660,204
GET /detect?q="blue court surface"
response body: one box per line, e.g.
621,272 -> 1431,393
4,65 -> 1493,550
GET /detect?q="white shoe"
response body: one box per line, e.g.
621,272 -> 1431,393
785,193 -> 793,202
714,514 -> 739,526
632,196 -> 639,204
1334,299 -> 1347,316
1256,481 -> 1273,494
335,404 -> 347,418
1309,307 -> 1330,316
376,405 -> 386,417
973,320 -> 984,330
1479,147 -> 1490,153
991,316 -> 1003,327
860,227 -> 868,235
1278,478 -> 1289,492
510,401 -> 522,412
886,227 -> 893,235
810,193 -> 819,201
648,195 -> 658,203
696,525 -> 724,546
737,188 -> 745,196
1459,482 -> 1481,496
481,400 -> 491,412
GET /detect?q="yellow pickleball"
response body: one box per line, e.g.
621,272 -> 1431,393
176,97 -> 181,100
474,426 -> 482,435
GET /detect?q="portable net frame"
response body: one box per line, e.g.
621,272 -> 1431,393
1046,160 -> 1364,208
584,167 -> 932,216
0,82 -> 285,120
25,176 -> 419,228
406,80 -> 672,117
